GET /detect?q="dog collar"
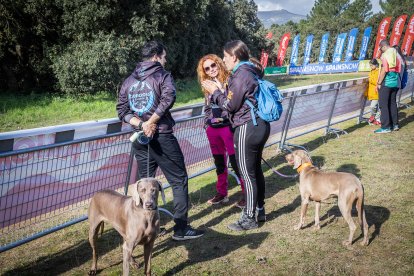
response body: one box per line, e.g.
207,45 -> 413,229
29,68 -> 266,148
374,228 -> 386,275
297,162 -> 313,173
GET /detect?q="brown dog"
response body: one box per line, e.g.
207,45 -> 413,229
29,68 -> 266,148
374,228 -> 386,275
285,150 -> 369,246
88,177 -> 165,276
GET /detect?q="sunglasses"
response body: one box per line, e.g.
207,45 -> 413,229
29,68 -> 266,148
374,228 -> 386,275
204,63 -> 217,73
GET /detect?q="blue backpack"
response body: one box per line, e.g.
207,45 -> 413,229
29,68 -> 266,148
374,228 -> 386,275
244,71 -> 283,126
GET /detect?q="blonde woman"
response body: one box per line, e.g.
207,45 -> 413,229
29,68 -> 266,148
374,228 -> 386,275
197,54 -> 245,207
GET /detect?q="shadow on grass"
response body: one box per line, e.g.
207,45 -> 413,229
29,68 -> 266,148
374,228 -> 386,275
300,203 -> 390,245
2,228 -> 123,275
150,229 -> 270,275
398,110 -> 414,128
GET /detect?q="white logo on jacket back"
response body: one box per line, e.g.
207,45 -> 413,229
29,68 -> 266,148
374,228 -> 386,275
128,80 -> 155,116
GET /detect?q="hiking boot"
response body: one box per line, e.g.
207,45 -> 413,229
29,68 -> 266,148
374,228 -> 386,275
172,226 -> 205,241
392,124 -> 400,131
227,213 -> 258,231
256,207 -> 266,222
207,194 -> 229,205
374,127 -> 391,134
236,198 -> 246,209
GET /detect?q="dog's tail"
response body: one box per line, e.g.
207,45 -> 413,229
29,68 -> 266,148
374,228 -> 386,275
356,182 -> 369,245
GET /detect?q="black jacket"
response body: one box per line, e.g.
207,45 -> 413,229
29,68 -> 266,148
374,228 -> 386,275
211,63 -> 259,128
117,61 -> 176,133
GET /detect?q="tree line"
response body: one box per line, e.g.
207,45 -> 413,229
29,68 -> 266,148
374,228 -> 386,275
0,0 -> 264,94
266,0 -> 414,67
1,0 -> 412,95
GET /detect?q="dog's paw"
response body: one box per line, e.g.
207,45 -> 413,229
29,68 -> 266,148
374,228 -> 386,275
294,224 -> 302,230
360,239 -> 369,246
313,224 -> 320,230
88,269 -> 97,276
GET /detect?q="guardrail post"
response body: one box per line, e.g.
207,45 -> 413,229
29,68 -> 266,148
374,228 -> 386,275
325,83 -> 347,138
124,145 -> 135,195
358,96 -> 368,124
279,95 -> 296,151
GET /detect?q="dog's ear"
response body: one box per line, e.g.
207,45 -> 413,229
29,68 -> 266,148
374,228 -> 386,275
293,153 -> 302,169
156,180 -> 167,205
131,180 -> 142,207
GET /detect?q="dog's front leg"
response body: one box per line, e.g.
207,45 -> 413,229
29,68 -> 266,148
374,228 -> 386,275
122,240 -> 134,276
295,198 -> 309,230
144,240 -> 155,276
314,201 -> 321,230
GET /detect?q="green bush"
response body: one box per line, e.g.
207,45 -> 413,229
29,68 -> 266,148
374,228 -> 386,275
51,33 -> 136,95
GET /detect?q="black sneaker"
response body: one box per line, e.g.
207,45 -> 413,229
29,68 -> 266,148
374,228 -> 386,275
172,226 -> 204,241
227,213 -> 258,231
256,207 -> 266,222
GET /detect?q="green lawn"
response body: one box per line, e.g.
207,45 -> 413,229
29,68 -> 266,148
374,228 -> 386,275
0,73 -> 367,132
1,105 -> 413,275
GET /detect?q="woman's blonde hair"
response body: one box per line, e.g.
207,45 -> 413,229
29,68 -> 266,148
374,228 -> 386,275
197,54 -> 229,96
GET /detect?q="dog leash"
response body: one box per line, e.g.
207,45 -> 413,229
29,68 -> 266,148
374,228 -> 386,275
261,158 -> 298,178
146,145 -> 150,178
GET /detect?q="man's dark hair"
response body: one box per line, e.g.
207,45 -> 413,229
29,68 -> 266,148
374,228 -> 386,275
224,40 -> 250,61
142,41 -> 166,60
379,40 -> 390,47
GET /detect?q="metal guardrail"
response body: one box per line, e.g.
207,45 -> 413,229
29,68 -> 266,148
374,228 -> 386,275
1,70 -> 413,252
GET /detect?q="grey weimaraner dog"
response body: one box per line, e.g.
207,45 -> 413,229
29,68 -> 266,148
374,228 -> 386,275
285,150 -> 369,246
88,177 -> 166,276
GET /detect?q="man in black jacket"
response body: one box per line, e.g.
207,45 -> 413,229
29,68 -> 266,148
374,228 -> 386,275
117,41 -> 204,240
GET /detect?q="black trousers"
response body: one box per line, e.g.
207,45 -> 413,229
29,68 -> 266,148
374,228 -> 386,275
378,86 -> 399,129
133,133 -> 188,231
233,118 -> 270,218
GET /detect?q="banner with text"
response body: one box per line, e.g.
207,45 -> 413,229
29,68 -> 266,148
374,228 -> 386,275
345,28 -> 359,61
358,27 -> 373,60
304,34 -> 314,65
264,66 -> 288,75
373,17 -> 392,58
290,34 -> 300,66
333,33 -> 347,63
318,32 -> 330,63
401,14 -> 414,55
390,14 -> 408,46
276,33 -> 291,66
289,61 -> 360,75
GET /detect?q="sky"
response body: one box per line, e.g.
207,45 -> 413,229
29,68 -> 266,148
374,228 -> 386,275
254,0 -> 382,16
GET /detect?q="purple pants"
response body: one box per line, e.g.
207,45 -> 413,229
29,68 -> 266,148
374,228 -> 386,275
206,126 -> 244,196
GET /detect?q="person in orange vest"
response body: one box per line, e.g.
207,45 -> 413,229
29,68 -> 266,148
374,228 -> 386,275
365,59 -> 380,125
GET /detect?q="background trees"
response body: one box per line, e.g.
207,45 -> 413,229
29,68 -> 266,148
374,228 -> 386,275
0,0 -> 264,94
0,0 -> 412,94
267,0 -> 413,66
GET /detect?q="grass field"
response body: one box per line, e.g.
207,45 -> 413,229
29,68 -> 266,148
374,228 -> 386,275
0,72 -> 367,132
1,103 -> 413,275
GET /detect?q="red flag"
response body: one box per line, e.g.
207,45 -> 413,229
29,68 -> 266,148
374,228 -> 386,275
390,15 -> 408,46
260,32 -> 273,68
373,17 -> 392,58
276,33 -> 291,66
401,14 -> 414,55
260,50 -> 269,68
265,32 -> 273,39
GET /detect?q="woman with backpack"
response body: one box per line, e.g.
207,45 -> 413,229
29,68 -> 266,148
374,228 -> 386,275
202,40 -> 270,231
